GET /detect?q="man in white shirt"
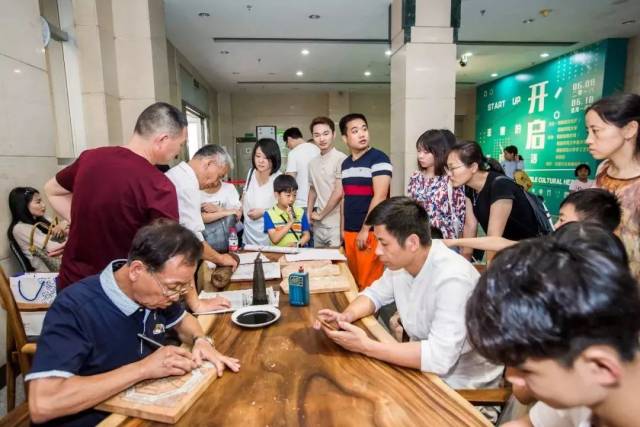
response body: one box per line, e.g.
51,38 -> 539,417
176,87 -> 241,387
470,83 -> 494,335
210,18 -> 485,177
284,127 -> 320,208
466,234 -> 640,427
307,117 -> 347,248
166,144 -> 239,311
314,197 -> 503,389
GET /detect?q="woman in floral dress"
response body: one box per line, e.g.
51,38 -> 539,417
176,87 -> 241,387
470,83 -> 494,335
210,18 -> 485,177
407,129 -> 465,239
586,93 -> 640,283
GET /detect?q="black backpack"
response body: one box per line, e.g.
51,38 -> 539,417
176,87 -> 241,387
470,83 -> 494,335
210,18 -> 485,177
494,176 -> 554,236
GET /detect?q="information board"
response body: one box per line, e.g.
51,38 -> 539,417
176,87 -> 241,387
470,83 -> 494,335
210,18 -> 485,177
476,39 -> 627,214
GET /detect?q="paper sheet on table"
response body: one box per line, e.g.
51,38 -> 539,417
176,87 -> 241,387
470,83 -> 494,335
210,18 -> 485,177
243,244 -> 299,254
230,261 -> 281,281
236,252 -> 270,265
196,287 -> 280,314
284,248 -> 347,262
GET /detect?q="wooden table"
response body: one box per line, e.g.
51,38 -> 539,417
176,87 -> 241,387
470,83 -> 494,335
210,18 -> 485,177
99,262 -> 490,426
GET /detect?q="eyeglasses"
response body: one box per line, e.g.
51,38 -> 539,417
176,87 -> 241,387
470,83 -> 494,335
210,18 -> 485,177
444,164 -> 466,174
148,270 -> 193,298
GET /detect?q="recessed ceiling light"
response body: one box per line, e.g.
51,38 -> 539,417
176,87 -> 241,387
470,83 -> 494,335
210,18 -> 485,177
540,52 -> 550,58
622,19 -> 636,24
296,70 -> 304,76
301,49 -> 310,55
539,8 -> 552,17
198,12 -> 210,17
308,14 -> 320,19
220,50 -> 230,54
522,18 -> 535,24
491,73 -> 499,77
364,71 -> 372,77
13,68 -> 21,74
385,49 -> 392,56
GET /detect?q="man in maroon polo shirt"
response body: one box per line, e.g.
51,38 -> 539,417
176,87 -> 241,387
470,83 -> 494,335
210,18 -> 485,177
44,102 -> 186,290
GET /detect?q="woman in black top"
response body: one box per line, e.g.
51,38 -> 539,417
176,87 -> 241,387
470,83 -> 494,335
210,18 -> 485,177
446,141 -> 539,260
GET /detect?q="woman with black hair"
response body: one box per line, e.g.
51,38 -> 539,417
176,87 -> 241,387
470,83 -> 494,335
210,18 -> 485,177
406,129 -> 465,239
8,187 -> 67,272
586,93 -> 640,282
446,141 -> 538,260
241,138 -> 282,246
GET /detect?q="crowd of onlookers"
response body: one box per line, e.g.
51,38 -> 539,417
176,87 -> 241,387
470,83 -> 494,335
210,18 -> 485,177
5,93 -> 640,426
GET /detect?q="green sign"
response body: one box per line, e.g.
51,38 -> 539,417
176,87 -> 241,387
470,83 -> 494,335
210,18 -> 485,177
476,38 -> 627,215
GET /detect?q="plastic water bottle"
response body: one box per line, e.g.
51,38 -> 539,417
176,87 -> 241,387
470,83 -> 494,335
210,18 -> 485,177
228,227 -> 239,252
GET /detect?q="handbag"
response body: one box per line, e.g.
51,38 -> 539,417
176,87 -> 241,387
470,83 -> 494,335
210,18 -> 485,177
203,214 -> 238,253
10,272 -> 58,304
28,219 -> 62,272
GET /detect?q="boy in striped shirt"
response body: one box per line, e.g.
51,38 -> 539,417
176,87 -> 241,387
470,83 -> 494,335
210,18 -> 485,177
340,113 -> 392,289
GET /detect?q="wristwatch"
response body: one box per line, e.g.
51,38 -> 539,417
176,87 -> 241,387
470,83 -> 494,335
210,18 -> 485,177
192,335 -> 214,348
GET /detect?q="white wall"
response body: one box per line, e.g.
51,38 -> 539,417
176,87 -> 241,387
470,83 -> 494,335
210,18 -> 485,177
0,0 -> 58,369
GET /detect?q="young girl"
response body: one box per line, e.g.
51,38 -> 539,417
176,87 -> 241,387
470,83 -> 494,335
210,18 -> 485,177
406,129 -> 465,239
8,187 -> 67,272
568,163 -> 595,192
586,93 -> 640,281
446,141 -> 539,260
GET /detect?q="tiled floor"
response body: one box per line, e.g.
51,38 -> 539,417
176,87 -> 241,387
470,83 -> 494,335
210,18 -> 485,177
0,375 -> 26,417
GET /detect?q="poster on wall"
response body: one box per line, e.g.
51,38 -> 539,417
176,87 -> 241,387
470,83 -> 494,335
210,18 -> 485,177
476,38 -> 627,215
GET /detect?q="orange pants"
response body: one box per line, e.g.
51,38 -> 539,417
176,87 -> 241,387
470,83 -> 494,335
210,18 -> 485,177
343,231 -> 384,290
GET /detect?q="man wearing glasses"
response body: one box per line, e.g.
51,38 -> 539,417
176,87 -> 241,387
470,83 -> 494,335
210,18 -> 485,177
26,220 -> 240,426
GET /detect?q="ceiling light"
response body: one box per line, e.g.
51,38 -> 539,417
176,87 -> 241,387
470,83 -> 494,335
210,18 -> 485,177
491,73 -> 498,77
296,70 -> 304,76
198,12 -> 210,17
540,52 -> 550,58
308,14 -> 320,19
385,49 -> 392,56
13,68 -> 21,74
364,71 -> 372,77
301,49 -> 310,55
539,9 -> 552,17
622,19 -> 636,24
522,18 -> 534,24
220,50 -> 230,54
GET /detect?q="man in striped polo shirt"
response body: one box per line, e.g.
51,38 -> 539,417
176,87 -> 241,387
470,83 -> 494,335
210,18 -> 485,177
340,113 -> 392,289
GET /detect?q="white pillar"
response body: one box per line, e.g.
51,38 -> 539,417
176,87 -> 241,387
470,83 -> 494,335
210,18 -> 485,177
389,0 -> 457,196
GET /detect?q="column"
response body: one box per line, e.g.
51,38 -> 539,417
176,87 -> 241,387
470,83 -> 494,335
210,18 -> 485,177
0,0 -> 58,365
389,0 -> 457,196
113,0 -> 170,143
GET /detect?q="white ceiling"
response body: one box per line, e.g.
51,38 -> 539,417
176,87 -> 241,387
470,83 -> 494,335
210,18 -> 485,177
163,0 -> 640,93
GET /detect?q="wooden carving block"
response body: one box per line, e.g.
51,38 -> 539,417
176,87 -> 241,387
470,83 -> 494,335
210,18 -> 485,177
96,363 -> 218,424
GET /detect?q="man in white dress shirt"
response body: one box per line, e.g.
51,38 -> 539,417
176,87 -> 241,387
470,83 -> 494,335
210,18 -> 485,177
314,196 -> 503,389
284,127 -> 320,208
166,144 -> 239,311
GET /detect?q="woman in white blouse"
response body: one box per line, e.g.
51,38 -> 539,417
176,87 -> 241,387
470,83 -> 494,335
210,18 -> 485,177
8,187 -> 67,272
242,138 -> 282,246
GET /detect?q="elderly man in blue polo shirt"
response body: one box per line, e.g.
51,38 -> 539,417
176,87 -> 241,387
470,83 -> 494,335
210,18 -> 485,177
26,220 -> 241,426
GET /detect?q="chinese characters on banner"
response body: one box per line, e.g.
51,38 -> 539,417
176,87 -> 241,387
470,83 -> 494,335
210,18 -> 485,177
476,39 -> 627,215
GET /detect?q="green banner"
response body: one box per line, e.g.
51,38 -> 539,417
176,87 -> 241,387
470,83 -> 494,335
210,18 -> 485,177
476,39 -> 627,215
